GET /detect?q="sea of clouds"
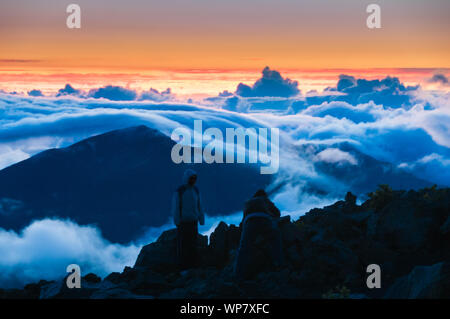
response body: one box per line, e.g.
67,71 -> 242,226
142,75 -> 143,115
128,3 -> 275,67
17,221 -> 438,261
0,68 -> 449,288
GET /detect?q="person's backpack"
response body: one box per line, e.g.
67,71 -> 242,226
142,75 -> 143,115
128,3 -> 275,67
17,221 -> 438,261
177,185 -> 201,220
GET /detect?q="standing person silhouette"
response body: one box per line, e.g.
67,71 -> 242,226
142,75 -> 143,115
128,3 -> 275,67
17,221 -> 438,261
171,169 -> 205,269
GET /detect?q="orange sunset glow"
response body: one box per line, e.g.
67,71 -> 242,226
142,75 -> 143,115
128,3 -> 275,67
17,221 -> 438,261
1,0 -> 449,95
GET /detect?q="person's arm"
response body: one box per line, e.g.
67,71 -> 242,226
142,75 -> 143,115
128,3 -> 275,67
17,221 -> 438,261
171,192 -> 181,226
243,201 -> 250,220
266,199 -> 281,218
197,191 -> 205,225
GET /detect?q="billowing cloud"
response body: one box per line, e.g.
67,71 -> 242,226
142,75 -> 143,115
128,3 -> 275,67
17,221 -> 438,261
27,89 -> 44,97
222,96 -> 295,113
0,219 -> 141,288
55,85 -> 176,102
139,88 -> 173,102
88,85 -> 137,101
399,153 -> 450,186
428,73 -> 449,86
315,148 -> 358,166
56,84 -> 82,97
318,75 -> 420,109
235,66 -> 300,98
208,73 -> 421,114
1,88 -> 449,188
337,74 -> 417,95
0,145 -> 30,170
302,101 -> 379,123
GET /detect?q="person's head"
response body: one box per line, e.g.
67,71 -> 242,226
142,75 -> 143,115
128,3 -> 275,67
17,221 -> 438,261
183,169 -> 198,186
188,174 -> 197,186
253,189 -> 267,198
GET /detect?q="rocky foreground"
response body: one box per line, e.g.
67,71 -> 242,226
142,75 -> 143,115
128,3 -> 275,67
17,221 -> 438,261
2,185 -> 450,299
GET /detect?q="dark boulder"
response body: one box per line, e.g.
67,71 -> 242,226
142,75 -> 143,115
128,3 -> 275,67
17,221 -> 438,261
209,221 -> 241,267
90,287 -> 153,299
296,238 -> 360,297
374,199 -> 437,252
385,262 -> 450,298
118,266 -> 169,294
38,275 -> 116,299
83,273 -> 101,284
134,229 -> 208,273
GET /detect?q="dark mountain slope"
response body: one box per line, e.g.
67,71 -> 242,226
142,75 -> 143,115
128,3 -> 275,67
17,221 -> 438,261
0,125 -> 270,243
299,142 -> 432,197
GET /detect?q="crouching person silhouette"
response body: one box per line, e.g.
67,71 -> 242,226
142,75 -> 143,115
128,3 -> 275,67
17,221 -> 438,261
234,189 -> 283,280
171,169 -> 205,270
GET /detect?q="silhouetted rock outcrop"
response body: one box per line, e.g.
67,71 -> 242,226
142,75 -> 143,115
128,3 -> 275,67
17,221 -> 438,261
384,262 -> 450,298
3,186 -> 450,299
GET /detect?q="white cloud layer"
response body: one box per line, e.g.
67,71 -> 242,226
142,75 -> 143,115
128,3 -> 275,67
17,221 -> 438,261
0,219 -> 141,288
315,148 -> 358,166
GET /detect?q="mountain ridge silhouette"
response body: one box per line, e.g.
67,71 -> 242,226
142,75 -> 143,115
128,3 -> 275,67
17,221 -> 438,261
0,125 -> 270,243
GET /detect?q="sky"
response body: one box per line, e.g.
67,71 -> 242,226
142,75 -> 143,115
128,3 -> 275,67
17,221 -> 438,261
1,0 -> 450,95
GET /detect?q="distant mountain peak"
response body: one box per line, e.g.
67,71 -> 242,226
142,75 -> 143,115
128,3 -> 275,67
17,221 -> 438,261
0,125 -> 270,243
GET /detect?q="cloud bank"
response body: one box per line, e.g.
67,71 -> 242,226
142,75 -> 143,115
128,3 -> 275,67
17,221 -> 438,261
27,89 -> 44,97
209,70 -> 423,113
428,73 -> 449,86
88,85 -> 138,101
235,66 -> 300,98
315,148 -> 358,166
0,219 -> 141,288
57,84 -> 82,97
